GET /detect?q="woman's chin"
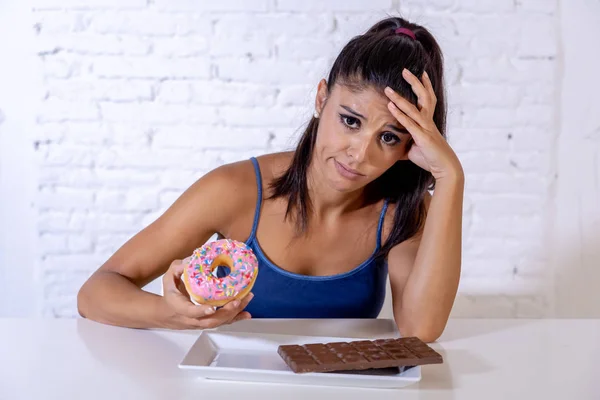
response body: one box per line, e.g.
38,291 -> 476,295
328,174 -> 363,192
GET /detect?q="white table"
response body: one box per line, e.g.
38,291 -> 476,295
0,318 -> 598,399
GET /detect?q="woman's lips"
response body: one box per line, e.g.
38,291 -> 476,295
334,159 -> 364,180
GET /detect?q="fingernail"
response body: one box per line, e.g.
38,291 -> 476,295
384,86 -> 392,93
232,300 -> 240,308
205,307 -> 215,315
247,293 -> 254,301
402,68 -> 409,75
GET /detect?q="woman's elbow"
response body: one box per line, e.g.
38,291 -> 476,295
77,281 -> 91,318
401,328 -> 441,343
77,272 -> 103,319
413,330 -> 442,343
396,319 -> 444,343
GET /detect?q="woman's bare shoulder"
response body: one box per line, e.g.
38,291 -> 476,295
189,158 -> 259,212
252,151 -> 295,193
181,152 -> 293,225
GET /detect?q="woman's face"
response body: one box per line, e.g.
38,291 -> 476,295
313,79 -> 412,192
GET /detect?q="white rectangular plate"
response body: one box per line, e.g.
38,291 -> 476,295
179,331 -> 421,388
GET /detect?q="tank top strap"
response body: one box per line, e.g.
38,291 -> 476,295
247,157 -> 263,243
375,199 -> 389,251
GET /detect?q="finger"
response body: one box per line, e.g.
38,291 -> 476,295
422,71 -> 436,101
402,68 -> 434,114
164,267 -> 216,319
384,86 -> 427,127
204,292 -> 255,326
402,68 -> 428,101
220,292 -> 254,322
175,273 -> 190,296
421,71 -> 437,118
179,315 -> 216,330
181,310 -> 251,330
164,260 -> 186,292
387,101 -> 428,145
167,299 -> 215,320
238,291 -> 255,308
170,259 -> 185,278
165,287 -> 216,319
173,257 -> 196,295
230,311 -> 252,324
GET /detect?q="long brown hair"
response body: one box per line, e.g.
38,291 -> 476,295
269,16 -> 447,261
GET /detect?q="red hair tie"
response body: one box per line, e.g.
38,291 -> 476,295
394,27 -> 416,40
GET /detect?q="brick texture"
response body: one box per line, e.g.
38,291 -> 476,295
28,0 -> 559,317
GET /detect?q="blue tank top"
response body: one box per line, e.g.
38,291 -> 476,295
243,157 -> 389,318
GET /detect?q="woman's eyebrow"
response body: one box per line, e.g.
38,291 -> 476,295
340,105 -> 366,119
340,104 -> 409,134
387,125 -> 410,134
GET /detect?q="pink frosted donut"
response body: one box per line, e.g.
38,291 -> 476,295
182,239 -> 258,307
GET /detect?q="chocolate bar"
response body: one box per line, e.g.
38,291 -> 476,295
277,337 -> 442,373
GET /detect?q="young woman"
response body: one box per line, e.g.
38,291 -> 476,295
78,16 -> 464,343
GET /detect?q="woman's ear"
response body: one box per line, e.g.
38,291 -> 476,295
314,79 -> 328,116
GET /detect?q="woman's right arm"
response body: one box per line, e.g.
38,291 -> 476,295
77,162 -> 254,329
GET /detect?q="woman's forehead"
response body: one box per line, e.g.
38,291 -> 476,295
331,83 -> 391,111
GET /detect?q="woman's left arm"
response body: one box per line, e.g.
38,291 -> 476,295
384,68 -> 465,343
387,176 -> 463,343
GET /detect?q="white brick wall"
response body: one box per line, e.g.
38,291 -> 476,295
4,0 -> 591,319
553,0 -> 600,318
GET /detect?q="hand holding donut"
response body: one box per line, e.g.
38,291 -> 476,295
161,256 -> 253,330
384,69 -> 463,182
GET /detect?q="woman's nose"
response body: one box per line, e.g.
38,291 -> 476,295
347,134 -> 373,164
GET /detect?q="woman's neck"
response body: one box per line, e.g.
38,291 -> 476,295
306,157 -> 365,221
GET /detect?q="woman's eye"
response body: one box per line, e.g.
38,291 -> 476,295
381,132 -> 400,145
341,115 -> 360,129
